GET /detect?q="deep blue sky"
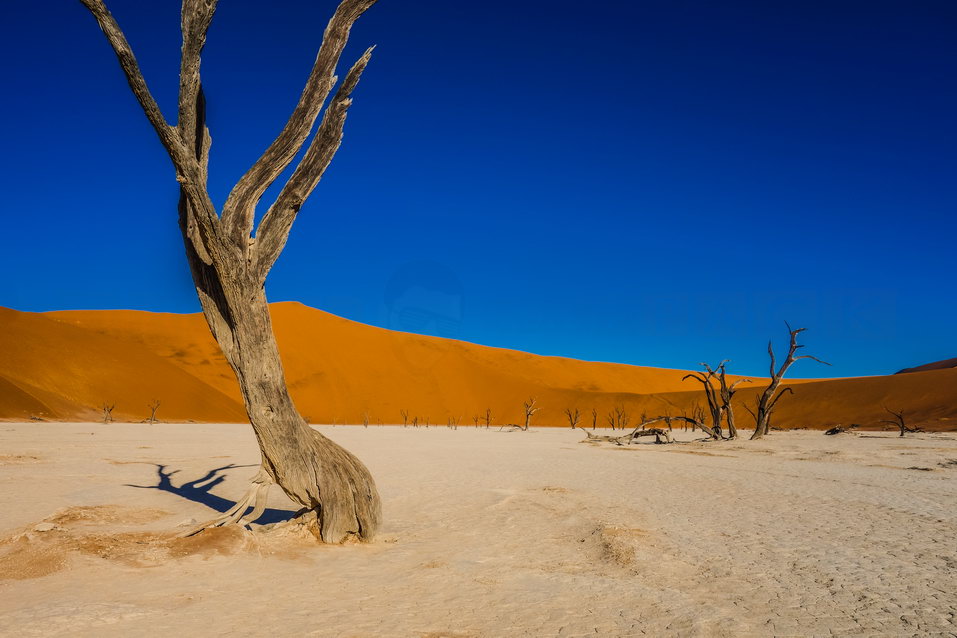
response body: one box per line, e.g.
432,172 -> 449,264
2,1 -> 955,377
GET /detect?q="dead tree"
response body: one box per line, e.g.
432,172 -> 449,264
880,407 -> 923,437
563,407 -> 581,429
626,417 -> 679,443
472,415 -> 480,428
591,407 -> 598,430
522,397 -> 539,430
605,410 -> 616,430
80,0 -> 384,542
411,416 -> 419,428
147,399 -> 161,425
361,411 -> 370,428
484,408 -> 493,429
682,364 -> 723,439
400,409 -> 409,428
824,423 -> 860,436
102,402 -> 115,424
715,363 -> 749,439
580,417 -> 678,445
750,324 -> 830,440
614,405 -> 630,431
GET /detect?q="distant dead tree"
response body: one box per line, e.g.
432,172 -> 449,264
522,397 -> 540,430
605,410 -> 616,429
472,414 -> 480,428
880,407 -> 923,437
605,406 -> 630,430
750,324 -> 830,440
563,407 -> 581,429
361,411 -> 370,428
400,409 -> 409,428
80,0 -> 382,542
447,416 -> 459,430
715,363 -> 749,439
424,416 -> 430,428
411,416 -> 419,428
591,407 -> 598,430
614,405 -> 630,431
147,399 -> 161,425
683,364 -> 724,439
484,408 -> 492,429
102,402 -> 116,424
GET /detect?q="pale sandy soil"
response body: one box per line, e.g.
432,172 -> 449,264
1,424 -> 956,637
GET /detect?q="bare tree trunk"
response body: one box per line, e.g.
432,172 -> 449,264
183,263 -> 380,541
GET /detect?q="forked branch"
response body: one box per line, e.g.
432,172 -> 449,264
80,0 -> 225,262
221,0 -> 378,245
255,46 -> 375,277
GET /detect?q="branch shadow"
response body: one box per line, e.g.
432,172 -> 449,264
125,463 -> 296,525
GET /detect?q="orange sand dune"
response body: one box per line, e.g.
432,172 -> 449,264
1,303 -> 954,430
0,307 -> 246,423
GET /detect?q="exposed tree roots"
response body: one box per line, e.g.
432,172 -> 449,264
179,468 -> 273,537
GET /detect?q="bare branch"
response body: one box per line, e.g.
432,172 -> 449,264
796,354 -> 832,366
255,47 -> 374,277
221,0 -> 377,244
79,0 -> 180,159
177,0 -> 218,156
766,386 -> 794,412
80,0 -> 223,261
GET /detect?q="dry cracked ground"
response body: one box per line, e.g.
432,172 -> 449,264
1,423 -> 956,637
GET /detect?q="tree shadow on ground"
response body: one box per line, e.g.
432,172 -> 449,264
126,463 -> 296,525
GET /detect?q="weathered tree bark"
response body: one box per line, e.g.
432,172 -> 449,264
750,323 -> 829,440
80,0 -> 382,543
